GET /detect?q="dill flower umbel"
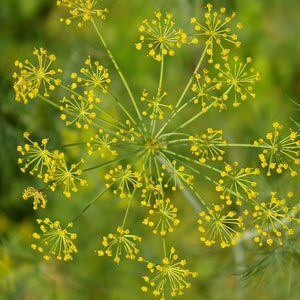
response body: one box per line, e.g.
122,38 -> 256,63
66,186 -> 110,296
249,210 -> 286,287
143,198 -> 180,235
105,164 -> 142,198
191,69 -> 221,112
190,3 -> 242,63
57,0 -> 109,27
97,226 -> 142,264
255,122 -> 300,177
216,161 -> 260,205
161,160 -> 194,191
136,10 -> 187,61
251,192 -> 300,246
60,93 -> 97,129
198,204 -> 244,248
140,89 -> 172,120
17,132 -> 52,178
70,56 -> 111,92
141,247 -> 198,298
22,187 -> 47,210
214,56 -> 260,107
31,218 -> 78,261
141,182 -> 162,207
13,47 -> 62,104
17,133 -> 87,198
87,129 -> 118,157
189,128 -> 226,163
46,153 -> 87,198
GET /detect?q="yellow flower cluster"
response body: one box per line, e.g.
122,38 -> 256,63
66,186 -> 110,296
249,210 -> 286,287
70,56 -> 111,92
190,3 -> 242,63
143,198 -> 180,235
17,132 -> 87,198
140,89 -> 172,120
141,247 -> 198,298
17,132 -> 52,177
191,57 -> 260,110
115,119 -> 142,143
216,161 -> 260,205
198,204 -> 244,248
250,192 -> 300,246
105,164 -> 142,198
57,0 -> 108,27
22,187 -> 47,210
255,122 -> 300,176
136,10 -> 187,61
60,92 -> 97,129
191,69 -> 221,112
189,128 -> 226,162
214,56 -> 260,107
12,47 -> 62,104
97,226 -> 142,264
31,218 -> 78,261
141,182 -> 162,207
87,128 -> 118,157
45,152 -> 87,198
161,160 -> 194,191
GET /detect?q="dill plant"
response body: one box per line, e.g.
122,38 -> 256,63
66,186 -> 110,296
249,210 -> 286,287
12,1 -> 300,298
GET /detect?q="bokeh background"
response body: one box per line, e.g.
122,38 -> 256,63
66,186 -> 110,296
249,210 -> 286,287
1,0 -> 300,299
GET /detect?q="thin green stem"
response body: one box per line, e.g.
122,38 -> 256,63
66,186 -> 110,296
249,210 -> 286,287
59,83 -> 127,130
153,154 -> 165,198
93,102 -> 125,128
181,179 -> 210,211
221,143 -> 271,149
154,44 -> 209,139
164,138 -> 191,145
202,173 -> 257,206
162,148 -> 222,174
172,100 -> 216,132
157,151 -> 209,211
90,17 -> 143,123
151,52 -> 165,137
106,89 -> 139,127
59,142 -> 86,149
158,51 -> 165,91
37,94 -> 60,109
166,138 -> 272,150
162,237 -> 167,257
72,186 -> 110,223
122,187 -> 138,228
82,149 -> 143,172
174,44 -> 209,111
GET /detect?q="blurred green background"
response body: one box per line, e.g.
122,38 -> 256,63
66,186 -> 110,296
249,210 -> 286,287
1,0 -> 300,299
